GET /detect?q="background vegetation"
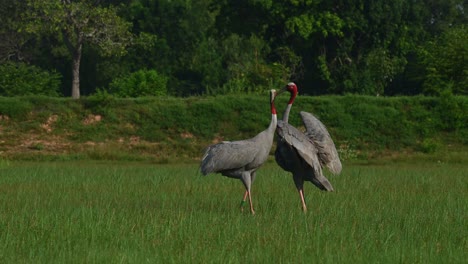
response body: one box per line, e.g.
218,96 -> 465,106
0,0 -> 466,165
0,0 -> 466,98
0,94 -> 466,162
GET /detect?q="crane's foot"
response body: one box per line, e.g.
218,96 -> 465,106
240,200 -> 247,212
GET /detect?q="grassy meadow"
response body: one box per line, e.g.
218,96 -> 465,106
0,160 -> 466,263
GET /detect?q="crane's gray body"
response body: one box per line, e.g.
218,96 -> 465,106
200,89 -> 277,214
275,111 -> 341,192
201,127 -> 275,173
201,125 -> 276,188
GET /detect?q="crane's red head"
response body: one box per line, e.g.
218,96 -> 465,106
278,82 -> 298,104
270,89 -> 277,115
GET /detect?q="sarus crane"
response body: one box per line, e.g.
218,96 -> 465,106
275,82 -> 342,212
200,89 -> 278,215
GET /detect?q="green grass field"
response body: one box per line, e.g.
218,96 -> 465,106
0,160 -> 466,263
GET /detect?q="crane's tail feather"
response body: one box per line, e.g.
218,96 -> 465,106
309,166 -> 334,191
310,176 -> 334,191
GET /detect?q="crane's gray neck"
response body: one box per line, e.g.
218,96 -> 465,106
269,95 -> 278,133
282,104 -> 292,123
268,112 -> 278,135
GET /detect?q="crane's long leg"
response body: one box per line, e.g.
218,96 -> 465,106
240,172 -> 255,215
239,190 -> 255,214
247,190 -> 255,215
240,190 -> 248,212
248,171 -> 256,215
298,188 -> 307,212
293,174 -> 307,212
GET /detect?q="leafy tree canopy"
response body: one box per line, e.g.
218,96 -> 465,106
0,0 -> 464,97
22,0 -> 132,98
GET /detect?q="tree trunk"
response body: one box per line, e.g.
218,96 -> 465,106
71,43 -> 82,99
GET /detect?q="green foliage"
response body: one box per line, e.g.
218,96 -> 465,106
418,138 -> 440,154
188,99 -> 231,137
331,48 -> 407,96
0,0 -> 31,62
191,37 -> 225,91
136,101 -> 190,141
23,0 -> 132,56
312,1 -> 413,95
29,142 -> 44,150
337,97 -> 413,149
2,0 -> 465,97
209,34 -> 288,95
420,25 -> 467,95
108,69 -> 168,97
22,0 -> 133,98
435,90 -> 468,131
0,62 -> 61,96
1,95 -> 466,162
0,157 -> 10,168
0,97 -> 32,119
122,0 -> 218,96
286,11 -> 344,39
362,48 -> 406,95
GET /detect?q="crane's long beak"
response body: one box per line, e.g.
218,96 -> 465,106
275,85 -> 288,96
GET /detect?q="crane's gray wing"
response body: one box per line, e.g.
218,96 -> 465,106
200,140 -> 257,175
300,111 -> 342,174
275,138 -> 294,172
276,121 -> 322,172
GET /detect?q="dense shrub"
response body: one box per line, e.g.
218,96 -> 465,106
108,69 -> 168,97
436,91 -> 467,131
0,97 -> 32,119
0,62 -> 61,96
